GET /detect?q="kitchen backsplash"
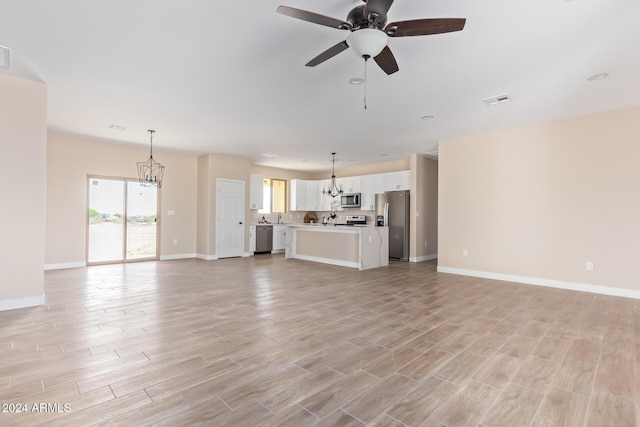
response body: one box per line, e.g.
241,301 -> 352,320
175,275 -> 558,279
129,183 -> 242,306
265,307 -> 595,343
250,209 -> 375,224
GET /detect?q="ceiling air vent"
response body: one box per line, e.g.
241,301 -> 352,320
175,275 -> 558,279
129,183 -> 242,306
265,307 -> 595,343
0,45 -> 10,69
482,94 -> 511,106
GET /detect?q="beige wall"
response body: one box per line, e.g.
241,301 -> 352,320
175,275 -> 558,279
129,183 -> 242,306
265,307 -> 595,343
410,154 -> 438,261
196,154 -> 212,256
46,133 -> 198,267
197,153 -> 252,258
439,106 -> 640,293
45,135 -> 432,268
306,158 -> 410,180
0,74 -> 47,309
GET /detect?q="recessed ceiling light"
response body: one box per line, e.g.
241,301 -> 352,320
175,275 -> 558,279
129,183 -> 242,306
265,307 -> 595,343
587,72 -> 609,81
421,115 -> 434,120
349,77 -> 365,85
261,152 -> 279,158
0,45 -> 9,69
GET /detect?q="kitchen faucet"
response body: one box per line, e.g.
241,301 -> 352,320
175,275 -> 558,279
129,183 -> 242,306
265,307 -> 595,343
277,212 -> 282,224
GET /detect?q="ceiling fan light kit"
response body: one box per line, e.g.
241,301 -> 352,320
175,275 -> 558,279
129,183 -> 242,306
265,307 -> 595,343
276,0 -> 466,76
347,28 -> 388,59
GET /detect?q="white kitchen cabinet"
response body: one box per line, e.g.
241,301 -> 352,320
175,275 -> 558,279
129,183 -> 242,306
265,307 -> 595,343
360,174 -> 375,211
373,173 -> 385,194
249,225 -> 256,253
289,179 -> 307,211
305,180 -> 319,211
340,176 -> 361,194
398,170 -> 411,190
272,225 -> 286,252
384,170 -> 411,191
249,174 -> 263,210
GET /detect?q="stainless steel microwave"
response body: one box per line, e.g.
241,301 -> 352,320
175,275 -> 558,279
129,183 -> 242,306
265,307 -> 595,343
340,193 -> 361,208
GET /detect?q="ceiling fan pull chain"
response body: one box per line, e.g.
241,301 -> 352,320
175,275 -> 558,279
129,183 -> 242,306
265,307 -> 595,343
364,56 -> 368,110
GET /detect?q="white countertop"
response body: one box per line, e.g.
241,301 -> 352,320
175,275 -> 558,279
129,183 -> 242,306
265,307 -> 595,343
286,223 -> 378,228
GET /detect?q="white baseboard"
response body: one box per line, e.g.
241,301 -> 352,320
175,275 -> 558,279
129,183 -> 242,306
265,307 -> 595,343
196,253 -> 218,261
410,254 -> 438,263
437,266 -> 640,300
160,253 -> 197,261
0,295 -> 45,311
44,262 -> 86,271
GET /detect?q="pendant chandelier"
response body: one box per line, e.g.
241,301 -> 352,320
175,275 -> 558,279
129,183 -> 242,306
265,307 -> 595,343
137,129 -> 165,188
322,152 -> 343,198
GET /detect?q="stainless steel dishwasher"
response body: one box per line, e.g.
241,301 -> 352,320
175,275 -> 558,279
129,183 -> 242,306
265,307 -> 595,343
255,225 -> 273,253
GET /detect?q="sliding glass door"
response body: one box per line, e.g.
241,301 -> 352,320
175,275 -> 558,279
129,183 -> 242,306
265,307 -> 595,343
125,181 -> 158,260
87,177 -> 158,264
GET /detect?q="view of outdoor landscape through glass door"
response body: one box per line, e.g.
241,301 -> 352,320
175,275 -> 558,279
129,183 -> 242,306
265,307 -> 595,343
87,177 -> 158,264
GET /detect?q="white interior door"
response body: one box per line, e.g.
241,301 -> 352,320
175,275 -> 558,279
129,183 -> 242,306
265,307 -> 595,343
216,178 -> 245,258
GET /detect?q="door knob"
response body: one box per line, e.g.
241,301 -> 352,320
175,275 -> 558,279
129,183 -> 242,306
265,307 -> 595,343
239,221 -> 243,224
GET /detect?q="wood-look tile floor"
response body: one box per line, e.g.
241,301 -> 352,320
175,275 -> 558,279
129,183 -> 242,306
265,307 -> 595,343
1,255 -> 638,426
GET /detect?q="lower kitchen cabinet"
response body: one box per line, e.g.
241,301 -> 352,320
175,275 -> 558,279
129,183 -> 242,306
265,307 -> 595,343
272,225 -> 286,252
249,225 -> 256,253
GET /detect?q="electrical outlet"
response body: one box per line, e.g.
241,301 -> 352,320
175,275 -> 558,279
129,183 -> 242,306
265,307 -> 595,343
173,239 -> 178,245
586,261 -> 594,271
424,241 -> 428,247
463,249 -> 468,257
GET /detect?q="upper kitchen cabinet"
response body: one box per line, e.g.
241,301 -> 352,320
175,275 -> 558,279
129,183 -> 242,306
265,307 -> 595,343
384,170 -> 410,191
373,173 -> 385,194
305,180 -> 319,211
249,174 -> 264,210
360,175 -> 375,211
340,176 -> 361,194
289,179 -> 307,211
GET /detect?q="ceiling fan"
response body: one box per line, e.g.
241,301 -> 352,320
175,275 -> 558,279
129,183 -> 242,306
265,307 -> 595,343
276,0 -> 466,75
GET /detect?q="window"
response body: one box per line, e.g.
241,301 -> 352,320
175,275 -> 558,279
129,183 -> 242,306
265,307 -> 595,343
259,178 -> 286,214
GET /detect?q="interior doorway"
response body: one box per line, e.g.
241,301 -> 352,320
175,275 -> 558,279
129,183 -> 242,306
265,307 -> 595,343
216,178 -> 245,259
87,176 -> 159,264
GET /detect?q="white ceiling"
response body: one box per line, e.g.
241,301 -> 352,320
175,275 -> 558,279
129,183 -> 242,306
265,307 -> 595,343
1,0 -> 639,171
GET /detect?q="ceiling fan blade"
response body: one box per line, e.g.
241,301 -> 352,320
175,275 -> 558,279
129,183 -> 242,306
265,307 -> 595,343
277,6 -> 351,30
306,41 -> 350,67
374,46 -> 399,75
385,18 -> 466,37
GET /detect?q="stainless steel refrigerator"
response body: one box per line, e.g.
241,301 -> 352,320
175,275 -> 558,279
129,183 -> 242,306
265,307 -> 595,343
375,191 -> 410,261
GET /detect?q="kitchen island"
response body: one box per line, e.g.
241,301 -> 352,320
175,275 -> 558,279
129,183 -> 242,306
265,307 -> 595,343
284,224 -> 389,270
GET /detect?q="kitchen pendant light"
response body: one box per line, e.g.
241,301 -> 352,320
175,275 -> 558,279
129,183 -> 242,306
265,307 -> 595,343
137,129 -> 165,188
322,152 -> 343,198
